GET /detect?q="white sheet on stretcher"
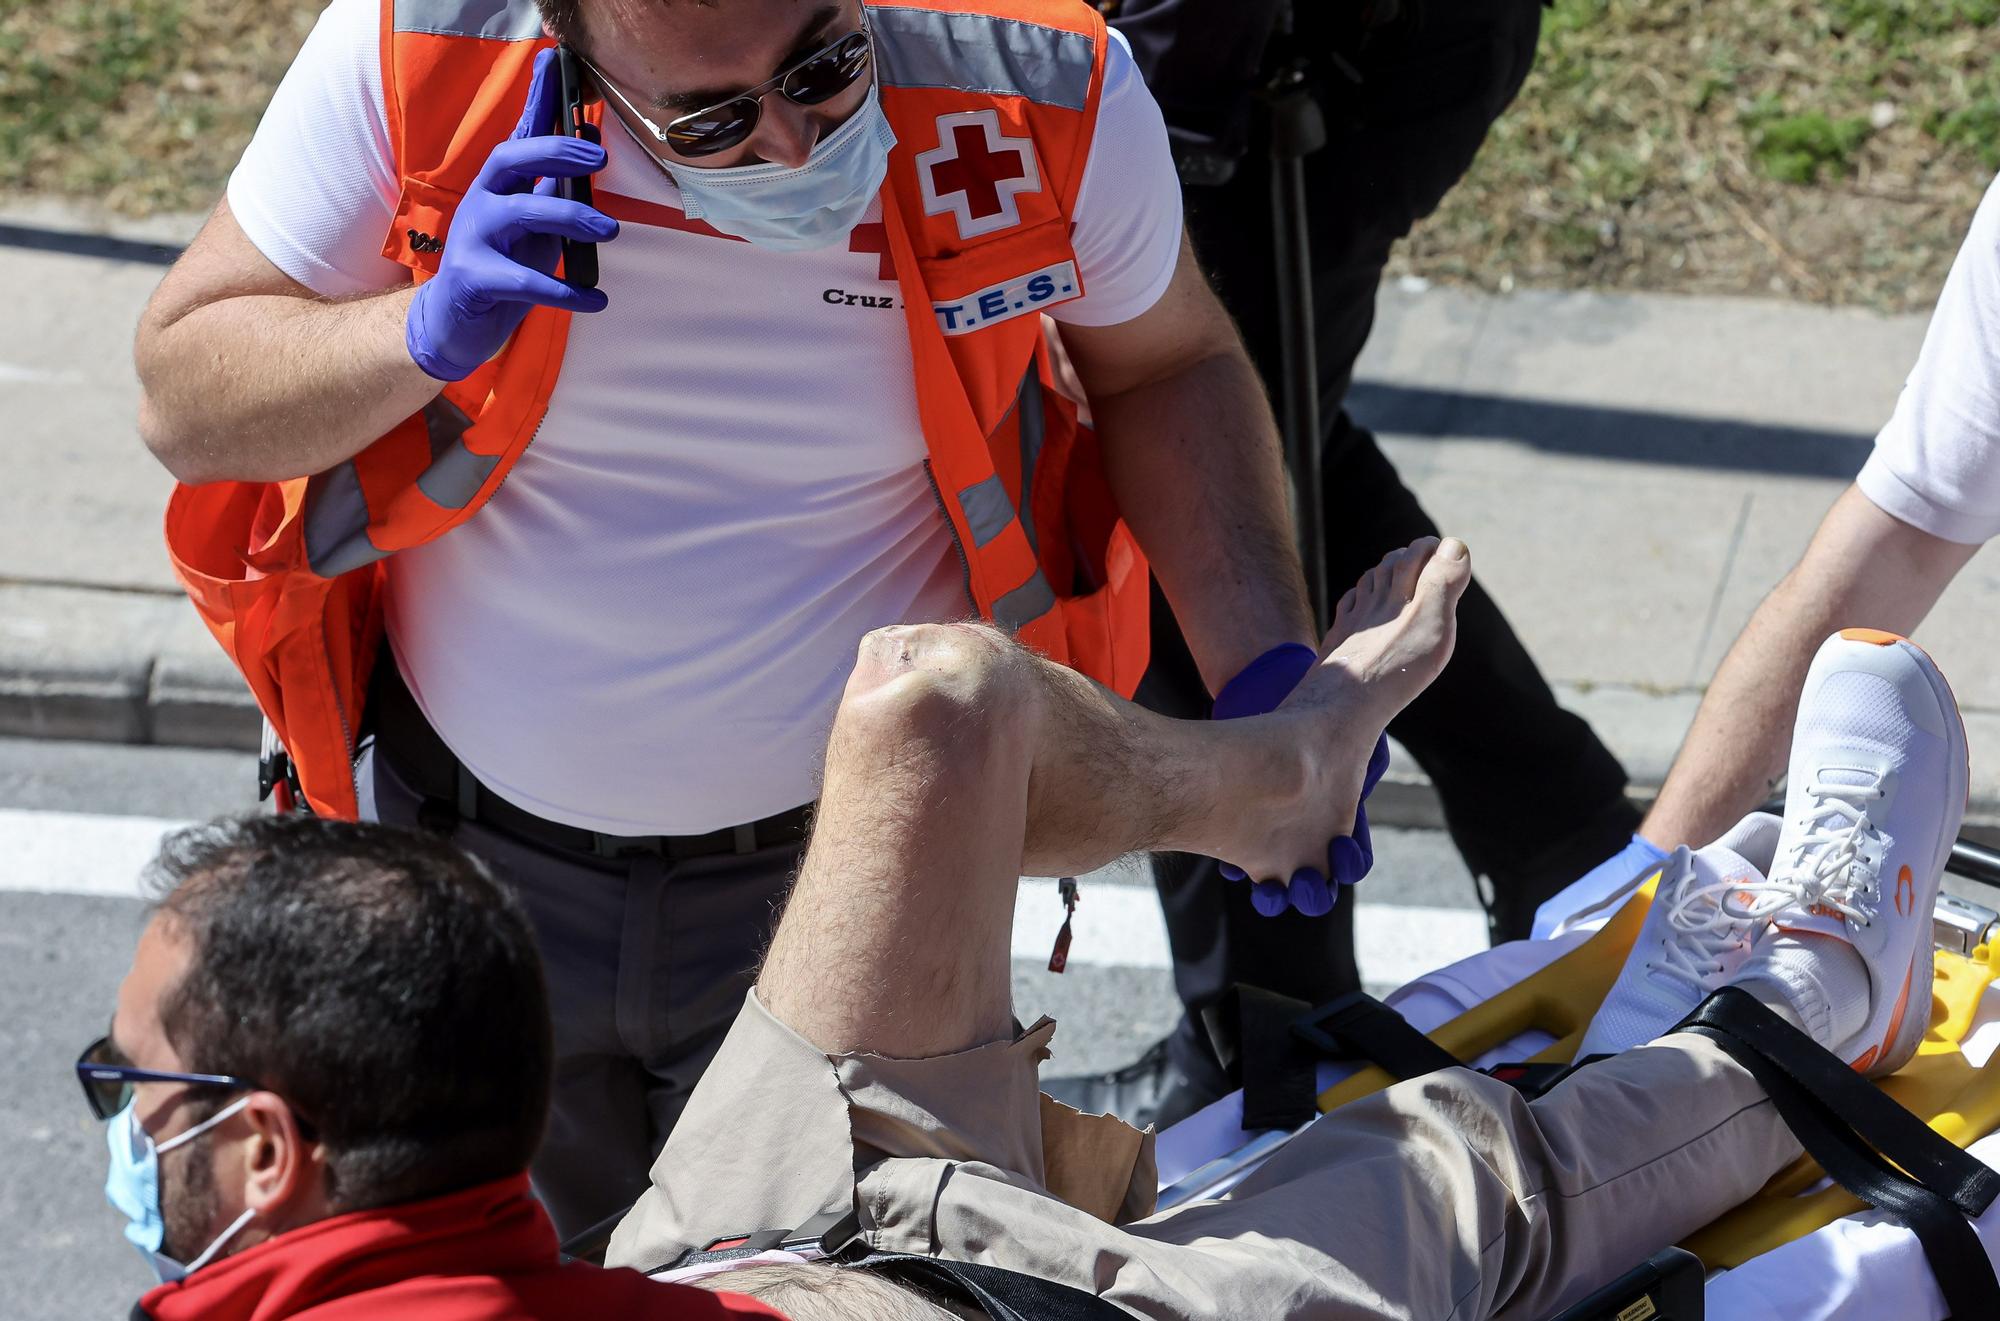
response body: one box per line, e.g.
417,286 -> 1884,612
1150,935 -> 2000,1319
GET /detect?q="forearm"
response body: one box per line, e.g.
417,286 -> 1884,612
1643,485 -> 1974,848
1093,346 -> 1317,691
137,284 -> 441,484
1642,576 -> 1845,850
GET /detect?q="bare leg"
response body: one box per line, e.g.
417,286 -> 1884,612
759,538 -> 1472,1059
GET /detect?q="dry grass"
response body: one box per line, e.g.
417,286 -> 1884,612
2,0 -> 1995,310
1390,0 -> 2000,312
0,0 -> 319,215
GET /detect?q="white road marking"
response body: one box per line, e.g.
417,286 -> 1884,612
0,809 -> 1491,988
0,362 -> 87,385
0,807 -> 183,898
1014,876 -> 1173,970
1356,905 -> 1492,986
1011,874 -> 1489,987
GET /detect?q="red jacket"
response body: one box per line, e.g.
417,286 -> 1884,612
135,1175 -> 785,1321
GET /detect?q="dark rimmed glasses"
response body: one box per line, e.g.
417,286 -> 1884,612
75,1034 -> 256,1122
574,23 -> 874,159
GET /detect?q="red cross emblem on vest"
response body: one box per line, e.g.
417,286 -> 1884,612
915,109 -> 1042,241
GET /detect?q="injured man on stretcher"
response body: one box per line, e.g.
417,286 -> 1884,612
607,535 -> 1982,1319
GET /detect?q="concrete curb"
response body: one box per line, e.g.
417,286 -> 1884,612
0,584 -> 259,752
12,581 -> 2000,832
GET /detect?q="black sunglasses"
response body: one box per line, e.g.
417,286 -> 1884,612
75,1034 -> 256,1123
577,26 -> 874,159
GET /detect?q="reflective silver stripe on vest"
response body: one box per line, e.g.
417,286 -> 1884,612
1015,366 -> 1044,555
303,397 -> 494,576
393,0 -> 544,39
871,6 -> 1094,111
957,474 -> 1014,549
992,568 -> 1057,631
958,363 -> 1050,553
303,461 -> 389,578
413,395 -> 497,509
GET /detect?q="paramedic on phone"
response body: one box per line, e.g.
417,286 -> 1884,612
132,0 -> 1322,1239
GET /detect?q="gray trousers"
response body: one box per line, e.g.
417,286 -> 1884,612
363,744 -> 804,1239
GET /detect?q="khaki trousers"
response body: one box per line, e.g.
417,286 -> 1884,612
610,991 -> 1799,1320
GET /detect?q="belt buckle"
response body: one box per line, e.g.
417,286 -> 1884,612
591,832 -> 661,860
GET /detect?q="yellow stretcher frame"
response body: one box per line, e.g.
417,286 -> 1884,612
1313,870 -> 2000,1268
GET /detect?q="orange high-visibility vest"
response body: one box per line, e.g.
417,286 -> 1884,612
166,0 -> 1151,820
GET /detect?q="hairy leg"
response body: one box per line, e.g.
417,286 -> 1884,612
759,539 -> 1471,1060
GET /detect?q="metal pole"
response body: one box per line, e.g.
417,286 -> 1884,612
1265,51 -> 1330,630
1950,837 -> 2000,889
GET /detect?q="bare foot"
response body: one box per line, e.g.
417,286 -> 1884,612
1210,537 -> 1472,884
1312,535 -> 1469,726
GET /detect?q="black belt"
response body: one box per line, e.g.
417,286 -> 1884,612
367,656 -> 814,862
646,1211 -> 1132,1321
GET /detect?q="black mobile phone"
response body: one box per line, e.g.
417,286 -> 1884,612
554,44 -> 600,290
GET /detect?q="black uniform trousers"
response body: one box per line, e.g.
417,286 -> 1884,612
1128,0 -> 1642,1094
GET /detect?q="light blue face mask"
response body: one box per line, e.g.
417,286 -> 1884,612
105,1098 -> 258,1283
663,81 -> 897,252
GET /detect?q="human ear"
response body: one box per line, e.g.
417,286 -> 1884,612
238,1093 -> 323,1221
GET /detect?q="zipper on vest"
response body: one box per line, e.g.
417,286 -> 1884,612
327,618 -> 360,807
922,458 -> 976,614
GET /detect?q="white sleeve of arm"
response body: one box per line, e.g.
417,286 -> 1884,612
224,0 -> 406,298
1858,174 -> 2000,546
1046,27 -> 1184,328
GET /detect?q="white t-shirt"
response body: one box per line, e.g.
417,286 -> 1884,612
1859,173 -> 2000,545
228,0 -> 1182,834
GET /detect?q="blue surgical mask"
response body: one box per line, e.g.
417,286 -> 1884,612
105,1098 -> 257,1283
663,82 -> 896,252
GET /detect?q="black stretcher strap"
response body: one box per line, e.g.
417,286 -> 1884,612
1544,1246 -> 1706,1321
1224,985 -> 1321,1131
1206,985 -> 1465,1131
1291,988 -> 1464,1081
850,1253 -> 1133,1321
1679,988 -> 2000,1320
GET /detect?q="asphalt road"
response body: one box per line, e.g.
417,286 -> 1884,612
0,735 -> 1492,1318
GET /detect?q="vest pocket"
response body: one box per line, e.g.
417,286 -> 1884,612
381,176 -> 467,276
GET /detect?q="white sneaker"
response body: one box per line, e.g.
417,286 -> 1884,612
1573,812 -> 1783,1059
1727,629 -> 1968,1075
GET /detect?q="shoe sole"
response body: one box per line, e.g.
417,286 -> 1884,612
1835,629 -> 1968,1076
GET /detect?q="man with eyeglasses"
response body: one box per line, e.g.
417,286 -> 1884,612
136,0 -> 1335,1242
78,814 -> 783,1317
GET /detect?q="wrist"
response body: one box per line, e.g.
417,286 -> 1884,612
404,282 -> 470,383
1624,833 -> 1668,863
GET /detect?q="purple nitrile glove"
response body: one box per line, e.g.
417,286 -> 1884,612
405,47 -> 617,382
1209,643 -> 1390,916
1244,735 -> 1389,916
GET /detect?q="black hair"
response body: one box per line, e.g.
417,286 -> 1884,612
147,815 -> 552,1213
535,0 -> 720,46
536,0 -> 585,42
